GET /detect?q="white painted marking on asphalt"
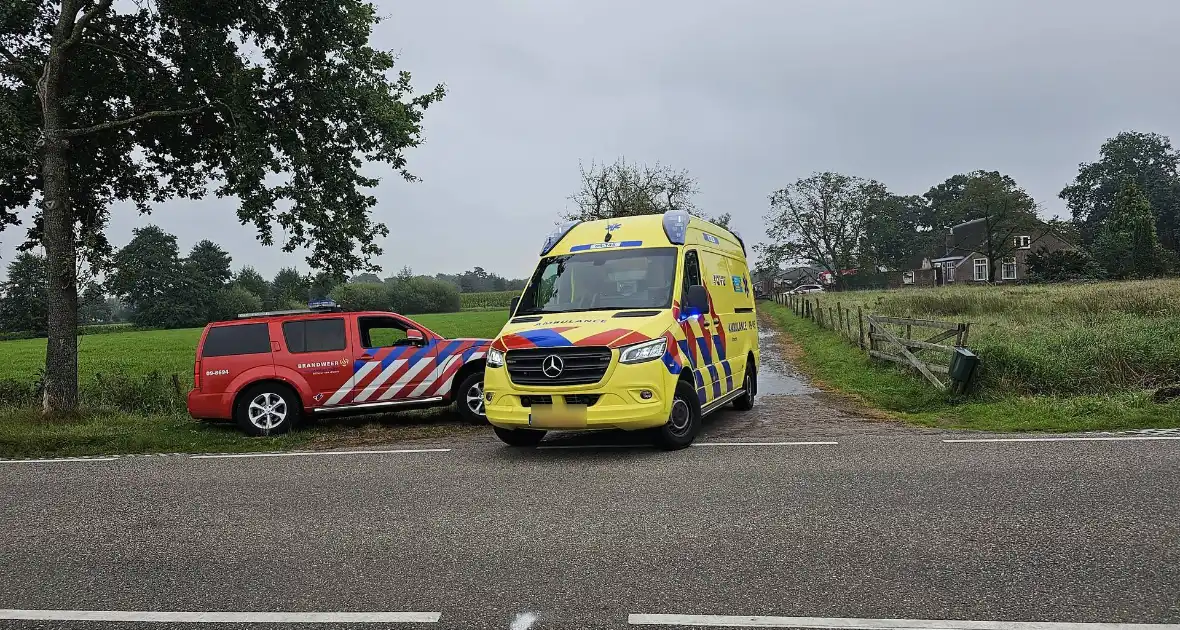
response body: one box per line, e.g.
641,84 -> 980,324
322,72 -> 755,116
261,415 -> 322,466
693,441 -> 838,447
627,613 -> 1180,629
511,611 -> 540,629
190,448 -> 451,459
944,436 -> 1180,443
0,457 -> 118,464
0,609 -> 440,623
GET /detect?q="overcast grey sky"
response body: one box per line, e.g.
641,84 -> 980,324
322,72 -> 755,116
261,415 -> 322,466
4,0 -> 1179,280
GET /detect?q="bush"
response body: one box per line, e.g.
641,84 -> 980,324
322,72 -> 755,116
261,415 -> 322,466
459,290 -> 520,310
330,282 -> 390,312
1027,248 -> 1105,283
387,277 -> 461,314
210,286 -> 264,322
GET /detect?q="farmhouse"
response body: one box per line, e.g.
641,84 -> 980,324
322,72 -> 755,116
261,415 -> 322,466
912,217 -> 1076,284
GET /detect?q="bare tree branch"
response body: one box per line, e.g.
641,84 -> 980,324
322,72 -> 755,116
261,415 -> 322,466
79,40 -> 150,67
63,0 -> 114,50
61,103 -> 210,137
0,44 -> 39,83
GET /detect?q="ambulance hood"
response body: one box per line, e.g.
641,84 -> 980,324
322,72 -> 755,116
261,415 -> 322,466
490,310 -> 673,352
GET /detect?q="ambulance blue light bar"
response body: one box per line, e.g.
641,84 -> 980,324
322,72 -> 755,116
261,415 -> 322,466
663,210 -> 690,245
540,221 -> 579,256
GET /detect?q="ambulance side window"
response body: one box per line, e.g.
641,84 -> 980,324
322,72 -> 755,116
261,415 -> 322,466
681,250 -> 702,298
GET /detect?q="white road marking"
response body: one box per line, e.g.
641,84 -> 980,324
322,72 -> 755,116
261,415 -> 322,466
627,614 -> 1180,629
0,457 -> 118,464
0,609 -> 440,623
190,448 -> 451,459
944,436 -> 1180,443
693,441 -> 838,447
511,611 -> 540,630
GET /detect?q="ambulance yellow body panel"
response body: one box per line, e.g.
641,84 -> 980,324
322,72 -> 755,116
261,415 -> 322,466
483,211 -> 760,449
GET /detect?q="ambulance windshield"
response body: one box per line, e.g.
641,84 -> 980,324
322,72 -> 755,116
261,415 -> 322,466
518,247 -> 678,314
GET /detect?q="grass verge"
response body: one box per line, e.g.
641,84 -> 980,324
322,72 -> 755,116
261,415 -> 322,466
763,302 -> 1180,432
0,406 -> 484,459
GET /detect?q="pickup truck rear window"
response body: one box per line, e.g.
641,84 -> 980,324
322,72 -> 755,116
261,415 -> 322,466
202,323 -> 272,357
283,318 -> 347,353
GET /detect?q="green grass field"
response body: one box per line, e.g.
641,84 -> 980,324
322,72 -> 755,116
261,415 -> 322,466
763,301 -> 1180,432
788,279 -> 1180,397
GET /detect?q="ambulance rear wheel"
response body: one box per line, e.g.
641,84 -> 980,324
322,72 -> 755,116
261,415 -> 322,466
493,426 -> 547,447
733,360 -> 756,411
654,380 -> 701,451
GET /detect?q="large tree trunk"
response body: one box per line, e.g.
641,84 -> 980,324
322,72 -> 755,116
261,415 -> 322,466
38,4 -> 81,415
40,137 -> 79,415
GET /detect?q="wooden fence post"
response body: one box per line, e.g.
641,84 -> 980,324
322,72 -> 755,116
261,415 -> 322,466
857,307 -> 865,350
837,302 -> 844,330
961,322 -> 971,346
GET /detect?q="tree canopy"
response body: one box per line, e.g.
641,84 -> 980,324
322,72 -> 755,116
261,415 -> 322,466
1,0 -> 444,411
564,158 -> 732,229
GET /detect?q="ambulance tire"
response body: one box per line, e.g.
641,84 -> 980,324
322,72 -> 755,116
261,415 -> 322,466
234,382 -> 301,437
654,380 -> 701,451
733,359 -> 756,411
493,426 -> 547,447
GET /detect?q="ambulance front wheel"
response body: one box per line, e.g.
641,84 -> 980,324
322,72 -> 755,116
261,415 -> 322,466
653,380 -> 701,451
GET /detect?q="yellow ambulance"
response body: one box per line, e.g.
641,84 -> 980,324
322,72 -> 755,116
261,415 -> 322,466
483,210 -> 760,450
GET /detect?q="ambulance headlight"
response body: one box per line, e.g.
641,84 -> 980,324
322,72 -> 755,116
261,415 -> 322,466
619,338 -> 667,364
487,347 -> 505,368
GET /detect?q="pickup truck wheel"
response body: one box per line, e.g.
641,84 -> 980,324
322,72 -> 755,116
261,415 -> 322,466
235,384 -> 300,437
455,371 -> 486,424
493,426 -> 547,447
653,380 -> 701,450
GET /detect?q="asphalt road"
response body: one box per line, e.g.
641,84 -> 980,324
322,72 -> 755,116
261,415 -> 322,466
2,426 -> 1179,630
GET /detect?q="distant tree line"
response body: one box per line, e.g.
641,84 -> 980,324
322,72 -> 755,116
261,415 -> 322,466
0,225 -> 529,334
756,130 -> 1180,288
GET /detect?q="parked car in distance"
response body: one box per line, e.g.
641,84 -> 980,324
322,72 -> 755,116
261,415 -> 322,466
791,284 -> 825,294
187,300 -> 491,435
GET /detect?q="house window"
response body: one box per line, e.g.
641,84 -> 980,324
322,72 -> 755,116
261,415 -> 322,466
1014,235 -> 1031,249
973,258 -> 988,281
902,271 -> 915,285
1001,258 -> 1017,280
944,262 -> 955,282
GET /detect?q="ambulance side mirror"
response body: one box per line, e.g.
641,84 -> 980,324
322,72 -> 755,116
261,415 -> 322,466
684,285 -> 709,315
509,296 -> 520,317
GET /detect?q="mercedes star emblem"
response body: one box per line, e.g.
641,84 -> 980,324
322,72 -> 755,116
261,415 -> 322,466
542,354 -> 565,378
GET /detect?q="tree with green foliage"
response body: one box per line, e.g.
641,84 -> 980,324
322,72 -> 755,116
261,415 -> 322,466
108,225 -> 191,328
183,240 -> 232,323
1060,131 -> 1180,253
757,172 -> 882,290
859,193 -> 927,270
232,267 -> 270,306
929,171 -> 1039,282
564,158 -> 731,228
0,252 -> 47,333
78,280 -> 111,324
269,268 -> 309,310
350,272 -> 382,285
922,173 -> 977,231
1092,181 -> 1171,279
1,0 -> 444,413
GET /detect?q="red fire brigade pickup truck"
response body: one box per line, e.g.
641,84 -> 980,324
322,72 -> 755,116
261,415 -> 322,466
186,302 -> 491,435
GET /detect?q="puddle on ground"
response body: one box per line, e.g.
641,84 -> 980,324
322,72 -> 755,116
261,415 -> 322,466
757,327 -> 816,395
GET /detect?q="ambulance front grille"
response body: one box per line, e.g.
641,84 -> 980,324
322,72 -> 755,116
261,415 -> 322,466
505,347 -> 612,386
